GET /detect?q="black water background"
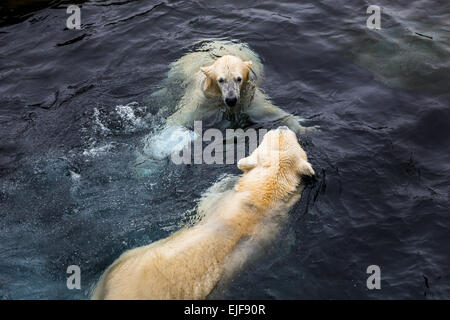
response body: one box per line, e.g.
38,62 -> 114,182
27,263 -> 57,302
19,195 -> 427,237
0,0 -> 449,299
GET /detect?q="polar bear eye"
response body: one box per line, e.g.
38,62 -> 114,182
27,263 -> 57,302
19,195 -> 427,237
236,76 -> 242,82
218,78 -> 224,83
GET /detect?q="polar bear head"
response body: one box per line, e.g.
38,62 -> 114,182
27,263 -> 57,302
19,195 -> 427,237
200,55 -> 252,108
237,126 -> 315,178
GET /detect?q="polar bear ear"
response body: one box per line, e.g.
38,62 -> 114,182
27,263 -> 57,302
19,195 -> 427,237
200,65 -> 213,77
298,159 -> 315,177
243,61 -> 252,82
244,61 -> 252,69
237,153 -> 257,172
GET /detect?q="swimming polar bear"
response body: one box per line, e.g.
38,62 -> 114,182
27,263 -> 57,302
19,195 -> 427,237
141,39 -> 316,161
92,127 -> 314,300
165,40 -> 313,132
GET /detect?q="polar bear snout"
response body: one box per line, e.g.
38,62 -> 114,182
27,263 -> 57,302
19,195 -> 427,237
220,79 -> 240,107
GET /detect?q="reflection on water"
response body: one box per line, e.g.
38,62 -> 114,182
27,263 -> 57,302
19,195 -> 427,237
348,2 -> 450,93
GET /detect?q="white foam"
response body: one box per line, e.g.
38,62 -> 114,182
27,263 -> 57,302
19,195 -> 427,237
69,170 -> 81,181
115,102 -> 147,132
82,143 -> 115,157
143,125 -> 197,160
93,108 -> 111,135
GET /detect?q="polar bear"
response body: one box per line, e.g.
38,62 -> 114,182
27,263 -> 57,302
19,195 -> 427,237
141,39 -> 316,161
164,40 -> 314,133
92,127 -> 314,300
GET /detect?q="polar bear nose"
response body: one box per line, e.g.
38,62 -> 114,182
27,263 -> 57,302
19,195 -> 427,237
225,97 -> 237,107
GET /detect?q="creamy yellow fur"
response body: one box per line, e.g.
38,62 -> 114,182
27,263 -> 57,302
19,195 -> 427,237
92,128 -> 314,300
200,55 -> 252,95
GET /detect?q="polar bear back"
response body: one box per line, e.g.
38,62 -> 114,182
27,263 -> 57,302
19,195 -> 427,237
92,193 -> 248,300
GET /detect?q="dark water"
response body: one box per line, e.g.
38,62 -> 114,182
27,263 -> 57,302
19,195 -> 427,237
0,0 -> 449,299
